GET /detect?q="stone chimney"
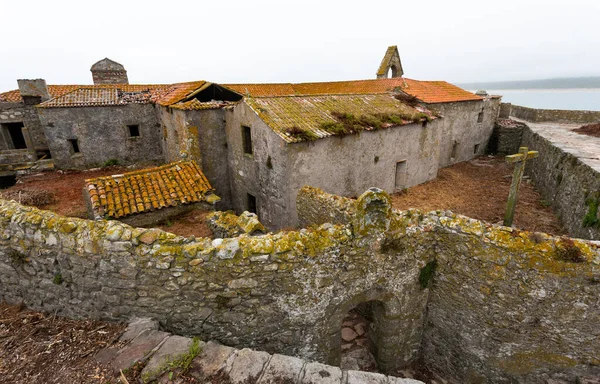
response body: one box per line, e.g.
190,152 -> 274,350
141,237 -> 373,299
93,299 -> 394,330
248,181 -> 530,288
17,79 -> 51,105
91,58 -> 129,85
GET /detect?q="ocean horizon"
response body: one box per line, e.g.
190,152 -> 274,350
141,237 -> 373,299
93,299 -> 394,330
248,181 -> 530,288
468,88 -> 600,111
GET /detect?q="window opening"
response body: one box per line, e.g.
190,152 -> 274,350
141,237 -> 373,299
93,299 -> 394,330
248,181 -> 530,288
127,124 -> 140,137
477,111 -> 484,123
69,139 -> 80,153
247,193 -> 257,214
2,122 -> 27,149
242,126 -> 253,154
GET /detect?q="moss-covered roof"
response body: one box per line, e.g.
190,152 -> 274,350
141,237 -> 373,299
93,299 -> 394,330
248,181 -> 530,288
246,94 -> 435,143
84,161 -> 215,219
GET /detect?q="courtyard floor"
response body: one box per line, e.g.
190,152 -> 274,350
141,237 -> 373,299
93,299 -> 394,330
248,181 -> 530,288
391,155 -> 567,236
0,165 -> 214,239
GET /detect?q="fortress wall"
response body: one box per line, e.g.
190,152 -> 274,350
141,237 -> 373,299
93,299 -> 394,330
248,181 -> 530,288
511,104 -> 600,124
0,196 -> 429,372
1,187 -> 600,382
521,127 -> 600,240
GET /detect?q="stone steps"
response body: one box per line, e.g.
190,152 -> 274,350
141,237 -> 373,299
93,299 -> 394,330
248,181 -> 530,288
96,317 -> 425,384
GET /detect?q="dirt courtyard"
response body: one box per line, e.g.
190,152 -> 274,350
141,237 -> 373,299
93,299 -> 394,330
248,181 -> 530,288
0,155 -> 566,237
391,155 -> 566,236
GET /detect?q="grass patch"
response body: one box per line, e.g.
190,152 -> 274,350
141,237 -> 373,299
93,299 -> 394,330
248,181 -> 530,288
53,273 -> 64,285
103,158 -> 119,167
319,110 -> 431,137
142,337 -> 202,383
285,126 -> 318,142
394,92 -> 420,107
419,260 -> 437,289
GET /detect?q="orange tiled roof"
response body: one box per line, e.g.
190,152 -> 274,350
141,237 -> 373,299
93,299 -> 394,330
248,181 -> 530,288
85,161 -> 214,219
246,94 -> 435,143
1,82 -> 207,107
223,78 -> 481,104
170,98 -> 238,111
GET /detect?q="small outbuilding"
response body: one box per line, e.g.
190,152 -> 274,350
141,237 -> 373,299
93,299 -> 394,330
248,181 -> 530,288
84,160 -> 220,226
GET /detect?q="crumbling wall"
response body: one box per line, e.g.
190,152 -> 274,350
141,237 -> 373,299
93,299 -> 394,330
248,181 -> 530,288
1,186 -> 599,383
487,118 -> 526,155
521,126 -> 600,240
510,104 -> 600,124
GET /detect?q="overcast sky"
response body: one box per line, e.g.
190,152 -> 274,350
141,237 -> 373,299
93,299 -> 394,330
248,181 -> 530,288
1,0 -> 599,91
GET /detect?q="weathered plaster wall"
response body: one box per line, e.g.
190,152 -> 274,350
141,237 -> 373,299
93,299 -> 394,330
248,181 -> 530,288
224,103 -> 292,230
510,104 -> 600,124
158,106 -> 232,208
39,104 -> 163,169
521,126 -> 600,240
430,98 -> 501,168
1,187 -> 599,383
285,119 -> 442,228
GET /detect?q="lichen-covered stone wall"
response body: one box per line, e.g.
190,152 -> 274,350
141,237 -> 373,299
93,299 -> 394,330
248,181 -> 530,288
1,186 -> 599,383
521,126 -> 600,240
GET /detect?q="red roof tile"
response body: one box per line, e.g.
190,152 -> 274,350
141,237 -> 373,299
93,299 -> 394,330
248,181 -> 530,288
85,161 -> 215,219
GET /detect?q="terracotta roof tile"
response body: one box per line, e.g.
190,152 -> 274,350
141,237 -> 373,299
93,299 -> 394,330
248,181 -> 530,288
223,78 -> 481,103
246,94 -> 435,143
1,82 -> 207,107
85,161 -> 215,219
170,98 -> 238,110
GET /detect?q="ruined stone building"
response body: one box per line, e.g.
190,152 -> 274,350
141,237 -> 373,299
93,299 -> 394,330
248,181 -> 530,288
0,49 -> 501,229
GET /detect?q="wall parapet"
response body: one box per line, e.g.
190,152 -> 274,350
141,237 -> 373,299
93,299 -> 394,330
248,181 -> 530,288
1,189 -> 600,382
510,104 -> 600,124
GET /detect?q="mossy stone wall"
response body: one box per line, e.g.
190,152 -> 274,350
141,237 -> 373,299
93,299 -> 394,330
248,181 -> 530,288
1,186 -> 600,382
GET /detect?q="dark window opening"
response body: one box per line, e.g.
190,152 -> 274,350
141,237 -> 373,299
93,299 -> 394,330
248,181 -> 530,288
242,126 -> 253,154
69,139 -> 80,154
127,124 -> 140,137
36,149 -> 52,160
247,193 -> 257,214
477,111 -> 484,123
2,122 -> 27,149
394,161 -> 407,191
474,144 -> 480,154
0,174 -> 17,189
451,141 -> 458,159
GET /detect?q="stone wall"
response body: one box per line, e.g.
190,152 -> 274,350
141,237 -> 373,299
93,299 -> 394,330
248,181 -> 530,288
521,126 -> 600,240
39,104 -> 163,169
487,119 -> 527,155
0,101 -> 48,155
1,187 -> 599,383
510,104 -> 600,124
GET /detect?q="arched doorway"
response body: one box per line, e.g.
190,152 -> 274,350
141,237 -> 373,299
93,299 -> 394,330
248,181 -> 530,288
340,300 -> 384,372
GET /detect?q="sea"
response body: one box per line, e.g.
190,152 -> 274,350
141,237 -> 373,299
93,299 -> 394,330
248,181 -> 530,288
469,89 -> 600,111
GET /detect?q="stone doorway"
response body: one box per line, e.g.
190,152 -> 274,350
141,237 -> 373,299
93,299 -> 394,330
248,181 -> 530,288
340,301 -> 383,372
2,122 -> 27,149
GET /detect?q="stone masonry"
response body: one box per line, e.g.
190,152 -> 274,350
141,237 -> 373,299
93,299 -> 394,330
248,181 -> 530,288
1,187 -> 599,383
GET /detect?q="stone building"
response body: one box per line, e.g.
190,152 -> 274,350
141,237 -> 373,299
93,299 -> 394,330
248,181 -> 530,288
0,48 -> 501,229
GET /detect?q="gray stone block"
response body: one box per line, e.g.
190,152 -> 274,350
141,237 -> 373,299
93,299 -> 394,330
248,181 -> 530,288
228,348 -> 271,383
141,335 -> 197,383
387,377 -> 426,384
189,341 -> 236,381
120,317 -> 159,342
259,354 -> 305,383
300,361 -> 343,384
111,329 -> 169,372
346,370 -> 387,384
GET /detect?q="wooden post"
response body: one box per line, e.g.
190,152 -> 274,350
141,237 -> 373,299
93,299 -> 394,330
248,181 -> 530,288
504,146 -> 539,227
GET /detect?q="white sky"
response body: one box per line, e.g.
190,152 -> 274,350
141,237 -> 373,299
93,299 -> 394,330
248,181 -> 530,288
1,0 -> 599,91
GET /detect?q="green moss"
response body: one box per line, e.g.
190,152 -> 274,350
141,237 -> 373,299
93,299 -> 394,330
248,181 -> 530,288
583,194 -> 599,228
320,111 -> 426,137
103,158 -> 119,167
53,273 -> 63,285
419,260 -> 437,289
285,126 -> 318,141
142,337 -> 202,383
9,249 -> 27,266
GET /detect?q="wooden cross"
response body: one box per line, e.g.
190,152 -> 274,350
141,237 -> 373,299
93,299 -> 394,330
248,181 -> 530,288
503,146 -> 539,227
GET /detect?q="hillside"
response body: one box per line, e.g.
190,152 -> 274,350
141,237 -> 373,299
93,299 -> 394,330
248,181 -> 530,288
458,76 -> 600,90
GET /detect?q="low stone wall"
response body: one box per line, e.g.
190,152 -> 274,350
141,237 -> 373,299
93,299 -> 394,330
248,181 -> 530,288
206,211 -> 266,238
1,187 -> 600,383
510,104 -> 600,124
296,186 -> 355,227
521,126 -> 600,240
